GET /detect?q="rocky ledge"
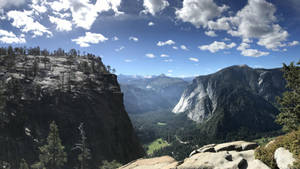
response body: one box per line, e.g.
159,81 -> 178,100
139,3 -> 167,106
119,141 -> 271,169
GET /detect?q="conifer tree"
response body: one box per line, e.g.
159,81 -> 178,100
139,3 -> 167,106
33,121 -> 67,169
73,123 -> 91,169
19,159 -> 29,169
276,61 -> 300,131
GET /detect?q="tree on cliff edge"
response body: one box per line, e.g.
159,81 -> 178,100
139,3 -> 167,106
32,121 -> 67,169
276,60 -> 300,131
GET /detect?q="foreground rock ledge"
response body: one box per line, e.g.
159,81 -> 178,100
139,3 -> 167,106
119,141 -> 270,169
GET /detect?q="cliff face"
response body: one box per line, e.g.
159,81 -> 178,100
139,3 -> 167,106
0,53 -> 144,168
172,65 -> 285,136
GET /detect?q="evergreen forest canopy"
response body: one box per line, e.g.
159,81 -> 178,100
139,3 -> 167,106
0,46 -> 116,74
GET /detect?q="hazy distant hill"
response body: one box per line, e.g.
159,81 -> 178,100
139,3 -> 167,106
118,74 -> 190,114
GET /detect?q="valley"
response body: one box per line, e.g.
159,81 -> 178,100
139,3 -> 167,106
119,65 -> 287,161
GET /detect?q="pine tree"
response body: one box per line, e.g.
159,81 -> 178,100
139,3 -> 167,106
73,123 -> 91,169
33,121 -> 67,169
19,159 -> 29,169
276,61 -> 300,131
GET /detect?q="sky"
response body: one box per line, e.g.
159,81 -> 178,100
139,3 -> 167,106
0,0 -> 299,77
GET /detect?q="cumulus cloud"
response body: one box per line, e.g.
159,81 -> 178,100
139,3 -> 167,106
7,10 -> 52,37
172,46 -> 178,50
160,54 -> 169,58
211,0 -> 288,51
0,0 -> 25,9
142,0 -> 169,16
205,30 -> 217,37
49,16 -> 72,32
157,40 -> 175,46
112,36 -> 119,41
124,59 -> 132,62
146,53 -> 156,58
50,0 -> 123,30
164,59 -> 173,62
30,0 -> 47,14
148,21 -> 155,26
129,36 -> 139,42
180,45 -> 189,50
178,0 -> 295,52
288,40 -> 299,46
189,57 -> 199,62
237,42 -> 269,57
176,0 -> 229,28
0,29 -> 26,44
115,46 -> 125,52
199,41 -> 236,53
72,32 -> 108,47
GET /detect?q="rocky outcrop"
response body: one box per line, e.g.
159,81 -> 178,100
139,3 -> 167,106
118,156 -> 178,169
0,54 -> 144,168
172,65 -> 284,137
119,141 -> 269,169
274,147 -> 296,169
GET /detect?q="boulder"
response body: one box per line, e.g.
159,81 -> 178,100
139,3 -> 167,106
247,160 -> 271,169
118,156 -> 178,169
118,141 -> 270,169
189,144 -> 216,157
179,150 -> 270,169
274,147 -> 296,169
214,141 -> 258,152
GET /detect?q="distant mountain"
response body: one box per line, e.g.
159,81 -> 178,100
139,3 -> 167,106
0,51 -> 144,168
173,65 -> 285,137
118,74 -> 190,114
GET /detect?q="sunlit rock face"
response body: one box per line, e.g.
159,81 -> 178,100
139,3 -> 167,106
173,65 -> 285,136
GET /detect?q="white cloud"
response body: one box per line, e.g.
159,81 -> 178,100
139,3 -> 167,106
172,46 -> 178,50
181,0 -> 292,52
0,29 -> 26,44
205,30 -> 217,37
30,0 -> 47,14
237,42 -> 269,57
50,0 -> 123,30
142,0 -> 169,16
168,70 -> 173,73
115,46 -> 125,52
124,59 -> 132,62
72,32 -> 108,47
146,53 -> 156,58
129,36 -> 139,42
226,0 -> 288,51
112,36 -> 119,41
176,0 -> 229,28
180,45 -> 189,51
223,37 -> 231,41
160,54 -> 169,58
207,17 -> 231,31
49,16 -> 72,32
164,59 -> 173,62
157,40 -> 175,46
7,10 -> 52,37
199,41 -> 236,53
148,21 -> 155,26
0,0 -> 25,9
288,41 -> 299,46
189,57 -> 199,62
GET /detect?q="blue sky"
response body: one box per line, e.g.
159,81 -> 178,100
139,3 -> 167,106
0,0 -> 299,77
